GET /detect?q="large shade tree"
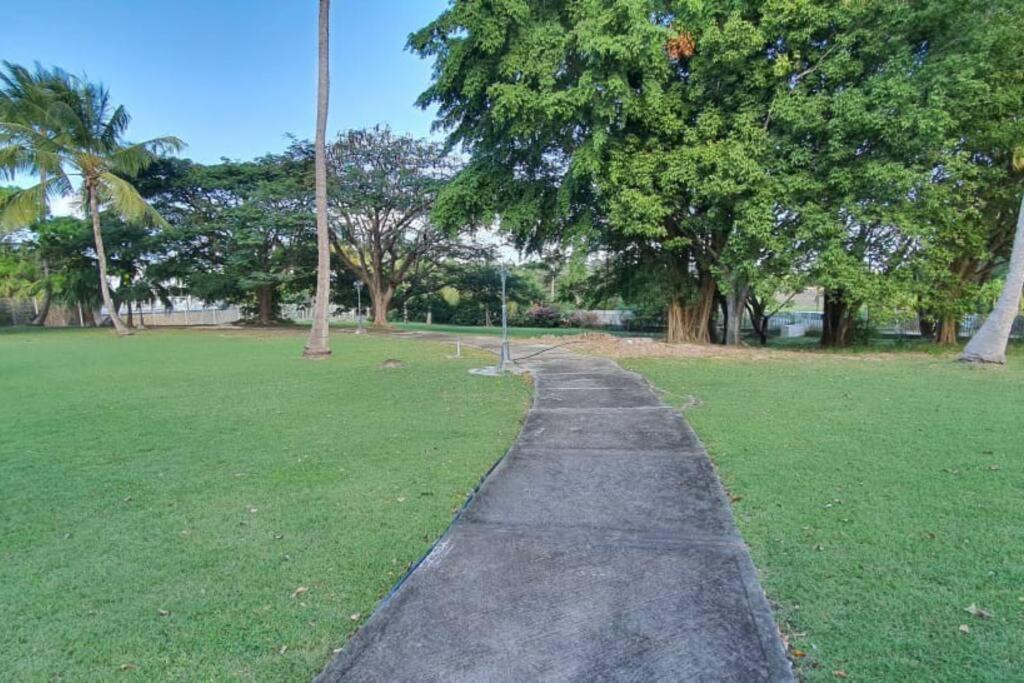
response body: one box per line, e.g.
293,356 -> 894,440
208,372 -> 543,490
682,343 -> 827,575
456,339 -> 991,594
0,63 -> 182,335
138,156 -> 317,325
411,0 -> 1024,346
315,126 -> 472,328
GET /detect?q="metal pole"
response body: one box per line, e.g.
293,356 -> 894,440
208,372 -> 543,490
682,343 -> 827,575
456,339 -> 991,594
499,264 -> 511,372
355,281 -> 366,334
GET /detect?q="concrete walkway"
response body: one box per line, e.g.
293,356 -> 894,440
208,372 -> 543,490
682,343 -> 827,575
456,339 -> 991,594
316,338 -> 792,682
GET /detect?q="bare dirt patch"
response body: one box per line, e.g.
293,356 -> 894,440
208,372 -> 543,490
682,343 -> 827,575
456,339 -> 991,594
522,332 -> 945,363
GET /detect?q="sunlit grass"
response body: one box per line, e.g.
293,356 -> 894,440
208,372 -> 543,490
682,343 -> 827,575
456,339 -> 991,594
0,328 -> 529,680
626,349 -> 1023,680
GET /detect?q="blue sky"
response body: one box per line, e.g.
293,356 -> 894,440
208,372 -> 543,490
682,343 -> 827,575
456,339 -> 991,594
2,0 -> 449,164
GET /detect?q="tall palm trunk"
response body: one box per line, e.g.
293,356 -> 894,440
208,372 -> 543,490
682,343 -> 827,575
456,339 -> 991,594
304,0 -> 332,359
88,181 -> 130,335
31,259 -> 52,326
960,194 -> 1024,364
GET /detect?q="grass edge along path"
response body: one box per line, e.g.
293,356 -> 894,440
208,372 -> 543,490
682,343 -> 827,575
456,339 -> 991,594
624,351 -> 1024,681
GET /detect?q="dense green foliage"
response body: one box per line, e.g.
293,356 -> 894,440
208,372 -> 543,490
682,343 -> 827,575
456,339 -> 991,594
0,328 -> 529,679
411,0 -> 1024,345
627,351 -> 1024,679
139,155 -> 318,324
317,127 -> 478,326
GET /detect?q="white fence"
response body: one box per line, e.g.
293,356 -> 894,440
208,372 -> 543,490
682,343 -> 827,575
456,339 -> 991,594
129,305 -> 243,326
3,295 -> 1022,338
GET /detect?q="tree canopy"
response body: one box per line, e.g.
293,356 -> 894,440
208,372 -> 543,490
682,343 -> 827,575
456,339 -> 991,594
411,0 -> 1024,345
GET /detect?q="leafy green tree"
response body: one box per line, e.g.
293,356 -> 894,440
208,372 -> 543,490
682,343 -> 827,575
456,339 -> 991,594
311,126 -> 474,327
0,63 -> 182,334
32,216 -> 103,324
412,0 -> 1024,347
140,156 -> 317,325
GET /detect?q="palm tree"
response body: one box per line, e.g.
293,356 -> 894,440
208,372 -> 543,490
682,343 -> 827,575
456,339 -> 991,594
0,62 -> 69,230
304,0 -> 333,358
0,64 -> 68,324
0,64 -> 182,335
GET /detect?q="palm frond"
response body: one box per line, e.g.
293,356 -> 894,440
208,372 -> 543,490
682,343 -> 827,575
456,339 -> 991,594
0,143 -> 37,178
0,183 -> 47,232
108,137 -> 185,177
97,171 -> 169,228
101,104 -> 131,147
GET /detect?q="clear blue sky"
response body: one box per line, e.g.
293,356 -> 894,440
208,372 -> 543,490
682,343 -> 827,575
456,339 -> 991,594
2,0 -> 448,164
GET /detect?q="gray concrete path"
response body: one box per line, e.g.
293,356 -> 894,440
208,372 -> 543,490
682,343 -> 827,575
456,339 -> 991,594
316,338 -> 792,682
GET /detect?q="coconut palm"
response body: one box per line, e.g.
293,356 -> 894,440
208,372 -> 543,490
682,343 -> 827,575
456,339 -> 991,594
0,63 -> 69,324
304,0 -> 333,358
0,64 -> 182,335
0,62 -> 71,230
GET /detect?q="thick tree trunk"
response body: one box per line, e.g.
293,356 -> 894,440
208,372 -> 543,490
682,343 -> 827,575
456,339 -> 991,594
935,316 -> 958,345
303,0 -> 333,358
136,301 -> 146,329
724,278 -> 749,346
126,302 -> 134,329
88,183 -> 130,336
821,289 -> 855,347
369,285 -> 393,329
961,194 -> 1024,364
665,273 -> 716,344
257,286 -> 274,325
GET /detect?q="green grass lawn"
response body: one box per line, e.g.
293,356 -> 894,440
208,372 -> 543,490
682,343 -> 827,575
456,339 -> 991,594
625,349 -> 1024,680
0,328 -> 529,680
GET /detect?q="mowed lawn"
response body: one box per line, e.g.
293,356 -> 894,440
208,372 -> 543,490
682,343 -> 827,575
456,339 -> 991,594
0,328 -> 529,680
625,349 -> 1024,681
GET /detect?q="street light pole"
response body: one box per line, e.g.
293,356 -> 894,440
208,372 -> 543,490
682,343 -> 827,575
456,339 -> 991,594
354,280 -> 366,334
499,263 -> 511,372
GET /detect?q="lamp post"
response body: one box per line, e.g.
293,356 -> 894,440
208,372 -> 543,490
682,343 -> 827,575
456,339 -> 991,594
354,280 -> 366,334
498,263 -> 511,372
